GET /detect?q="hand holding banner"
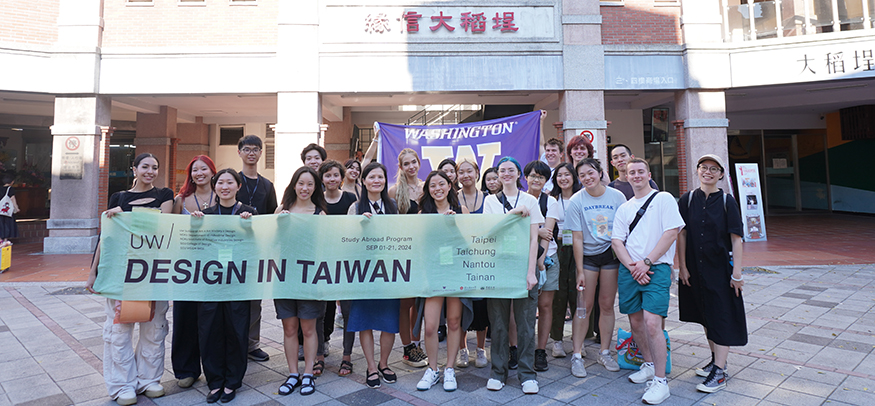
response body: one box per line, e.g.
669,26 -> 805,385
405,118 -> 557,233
94,210 -> 532,301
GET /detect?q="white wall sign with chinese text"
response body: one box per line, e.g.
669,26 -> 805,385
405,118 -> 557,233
604,55 -> 685,90
60,136 -> 83,180
734,163 -> 767,242
320,6 -> 555,43
730,39 -> 875,87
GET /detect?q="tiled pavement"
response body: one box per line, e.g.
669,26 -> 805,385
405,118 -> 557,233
2,263 -> 875,406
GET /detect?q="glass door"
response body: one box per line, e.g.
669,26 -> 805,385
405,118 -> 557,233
763,134 -> 799,212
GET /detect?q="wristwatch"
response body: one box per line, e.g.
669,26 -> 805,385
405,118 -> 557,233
643,257 -> 653,267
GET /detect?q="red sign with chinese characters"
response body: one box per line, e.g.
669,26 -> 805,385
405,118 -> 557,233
365,10 -> 520,34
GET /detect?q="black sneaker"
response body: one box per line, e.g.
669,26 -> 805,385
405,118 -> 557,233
508,346 -> 519,370
534,349 -> 549,371
696,366 -> 727,393
248,348 -> 269,362
403,343 -> 428,368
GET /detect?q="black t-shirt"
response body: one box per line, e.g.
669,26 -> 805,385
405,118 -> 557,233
236,174 -> 277,216
327,191 -> 357,215
202,202 -> 257,216
1,186 -> 15,198
108,187 -> 174,212
608,179 -> 660,200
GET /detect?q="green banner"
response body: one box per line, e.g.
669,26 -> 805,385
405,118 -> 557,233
94,210 -> 531,301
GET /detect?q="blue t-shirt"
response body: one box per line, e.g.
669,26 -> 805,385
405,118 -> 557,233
565,186 -> 628,256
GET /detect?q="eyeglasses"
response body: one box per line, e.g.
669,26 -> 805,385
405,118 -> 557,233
698,165 -> 722,174
527,174 -> 546,181
241,147 -> 261,154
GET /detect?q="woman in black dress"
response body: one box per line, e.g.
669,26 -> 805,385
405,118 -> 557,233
319,160 -> 358,377
191,168 -> 256,403
678,154 -> 746,394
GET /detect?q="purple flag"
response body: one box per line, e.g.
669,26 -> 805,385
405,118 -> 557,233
378,111 -> 541,183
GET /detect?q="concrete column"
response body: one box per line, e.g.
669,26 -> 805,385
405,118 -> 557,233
134,106 -> 177,189
275,92 -> 321,193
675,90 -> 730,192
176,117 -> 210,189
559,91 -> 608,166
44,96 -> 111,253
273,0 -> 321,194
561,1 -> 608,166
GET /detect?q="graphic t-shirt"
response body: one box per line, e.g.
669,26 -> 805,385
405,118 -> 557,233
565,187 -> 627,255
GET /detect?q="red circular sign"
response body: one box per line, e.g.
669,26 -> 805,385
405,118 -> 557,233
580,130 -> 594,143
65,136 -> 80,151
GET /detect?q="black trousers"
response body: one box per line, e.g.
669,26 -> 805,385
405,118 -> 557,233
198,301 -> 251,391
172,301 -> 201,379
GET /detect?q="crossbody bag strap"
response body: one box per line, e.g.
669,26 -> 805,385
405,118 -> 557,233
628,192 -> 659,234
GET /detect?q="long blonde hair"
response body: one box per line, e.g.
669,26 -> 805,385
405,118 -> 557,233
395,148 -> 420,214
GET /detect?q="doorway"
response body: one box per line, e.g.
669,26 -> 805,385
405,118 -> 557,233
729,130 -> 830,214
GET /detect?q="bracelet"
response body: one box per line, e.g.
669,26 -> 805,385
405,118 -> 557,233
730,275 -> 743,282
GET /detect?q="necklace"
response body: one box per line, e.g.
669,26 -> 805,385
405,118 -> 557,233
193,190 -> 214,210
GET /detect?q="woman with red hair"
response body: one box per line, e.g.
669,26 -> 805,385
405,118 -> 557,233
170,155 -> 218,389
565,136 -> 594,169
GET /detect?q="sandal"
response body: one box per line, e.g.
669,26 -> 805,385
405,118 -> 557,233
278,374 -> 300,396
366,371 -> 381,388
312,360 -> 325,376
378,365 -> 397,384
338,360 -> 353,376
299,374 -> 316,396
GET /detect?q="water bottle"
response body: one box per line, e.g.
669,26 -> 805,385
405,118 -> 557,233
576,287 -> 586,319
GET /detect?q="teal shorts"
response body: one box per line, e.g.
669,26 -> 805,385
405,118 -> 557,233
617,263 -> 671,317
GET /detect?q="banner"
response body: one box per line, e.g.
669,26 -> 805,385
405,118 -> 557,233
377,111 -> 542,182
734,163 -> 767,241
93,210 -> 531,301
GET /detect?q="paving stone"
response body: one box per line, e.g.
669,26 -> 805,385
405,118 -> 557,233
13,393 -> 73,406
778,375 -> 839,398
788,332 -> 834,346
2,372 -> 63,404
335,387 -> 395,406
809,347 -> 867,371
782,292 -> 815,300
733,366 -> 790,387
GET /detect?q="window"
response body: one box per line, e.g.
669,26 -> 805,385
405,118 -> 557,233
229,0 -> 257,5
219,126 -> 244,146
126,0 -> 153,6
654,0 -> 681,6
600,0 -> 624,5
178,0 -> 206,6
264,124 -> 275,170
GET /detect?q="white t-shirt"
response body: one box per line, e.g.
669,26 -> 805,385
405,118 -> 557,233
611,190 -> 685,266
541,195 -> 558,257
542,167 -> 557,194
565,187 -> 628,256
483,191 -> 545,225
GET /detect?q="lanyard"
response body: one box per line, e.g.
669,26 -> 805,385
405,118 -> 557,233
243,176 -> 258,206
500,192 -> 520,214
370,200 -> 383,214
462,190 -> 480,212
219,202 -> 240,215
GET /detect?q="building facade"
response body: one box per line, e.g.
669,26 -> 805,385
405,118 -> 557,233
0,0 -> 873,253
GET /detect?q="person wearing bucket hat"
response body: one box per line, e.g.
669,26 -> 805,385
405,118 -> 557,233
677,154 -> 747,395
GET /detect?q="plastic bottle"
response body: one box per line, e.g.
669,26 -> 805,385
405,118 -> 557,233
576,286 -> 586,319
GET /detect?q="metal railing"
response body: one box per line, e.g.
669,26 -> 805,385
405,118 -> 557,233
722,0 -> 875,42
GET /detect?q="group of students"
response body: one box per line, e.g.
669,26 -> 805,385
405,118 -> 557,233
86,130 -> 747,406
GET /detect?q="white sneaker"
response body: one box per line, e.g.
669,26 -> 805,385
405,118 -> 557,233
115,388 -> 137,406
456,348 -> 469,368
552,341 -> 566,358
416,368 -> 440,391
138,383 -> 164,398
642,379 -> 670,404
443,368 -> 457,391
486,378 -> 504,391
521,379 -> 539,394
598,350 -> 620,372
629,362 -> 655,384
475,348 -> 489,368
571,355 -> 587,378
